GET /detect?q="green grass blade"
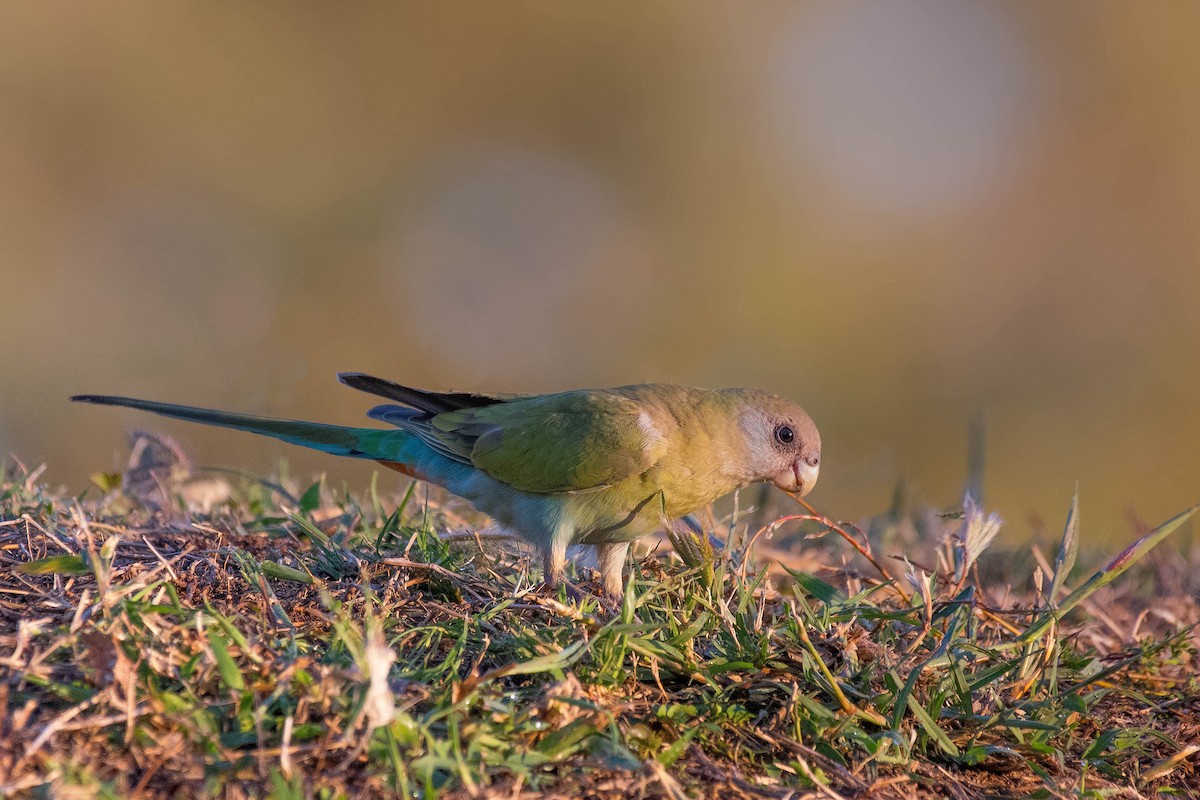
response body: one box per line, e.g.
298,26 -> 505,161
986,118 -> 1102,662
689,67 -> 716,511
890,616 -> 959,730
206,628 -> 246,692
657,725 -> 700,768
259,560 -> 313,584
907,692 -> 960,757
784,567 -> 847,605
1021,504 -> 1197,643
298,479 -> 322,516
1050,489 -> 1080,602
18,554 -> 89,575
483,639 -> 588,680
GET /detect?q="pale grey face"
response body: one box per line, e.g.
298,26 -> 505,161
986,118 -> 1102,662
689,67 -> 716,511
738,397 -> 821,496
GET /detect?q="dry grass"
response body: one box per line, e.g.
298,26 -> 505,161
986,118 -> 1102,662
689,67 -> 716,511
1,441 -> 1198,799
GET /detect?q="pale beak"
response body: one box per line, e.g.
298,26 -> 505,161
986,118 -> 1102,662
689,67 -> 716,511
796,460 -> 820,497
772,460 -> 820,496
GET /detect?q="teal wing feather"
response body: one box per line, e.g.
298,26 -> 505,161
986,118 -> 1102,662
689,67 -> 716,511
428,390 -> 669,493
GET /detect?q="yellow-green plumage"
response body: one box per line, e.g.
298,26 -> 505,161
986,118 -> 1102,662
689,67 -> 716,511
431,390 -> 668,493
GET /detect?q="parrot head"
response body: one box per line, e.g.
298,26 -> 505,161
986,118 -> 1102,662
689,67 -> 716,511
733,391 -> 821,497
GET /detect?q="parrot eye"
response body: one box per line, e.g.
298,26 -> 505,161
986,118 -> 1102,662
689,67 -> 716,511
775,425 -> 795,445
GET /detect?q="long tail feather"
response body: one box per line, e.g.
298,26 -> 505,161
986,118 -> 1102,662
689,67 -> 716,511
72,395 -> 398,460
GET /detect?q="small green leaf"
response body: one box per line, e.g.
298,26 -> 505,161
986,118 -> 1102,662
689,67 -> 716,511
23,674 -> 96,702
220,730 -> 259,748
668,611 -> 711,646
1083,728 -> 1124,760
657,725 -> 699,768
956,745 -> 1021,768
89,472 -> 122,493
374,506 -> 403,551
156,691 -> 192,713
18,554 -> 89,575
590,735 -> 641,771
207,628 -> 246,692
536,719 -> 598,757
785,568 -> 846,604
298,480 -> 322,516
259,560 -> 313,584
289,724 -> 325,742
495,640 -> 587,678
389,711 -> 421,748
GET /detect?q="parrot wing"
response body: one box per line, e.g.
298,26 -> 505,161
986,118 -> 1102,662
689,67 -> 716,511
427,390 -> 670,493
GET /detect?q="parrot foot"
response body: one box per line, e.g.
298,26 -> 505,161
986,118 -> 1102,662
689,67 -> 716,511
535,577 -> 610,609
542,540 -> 617,609
561,580 -> 592,604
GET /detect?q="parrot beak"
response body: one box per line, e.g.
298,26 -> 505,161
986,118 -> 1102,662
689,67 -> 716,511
796,460 -> 819,496
772,459 -> 820,496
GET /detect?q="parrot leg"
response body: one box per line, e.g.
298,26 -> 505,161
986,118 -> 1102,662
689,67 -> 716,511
595,542 -> 630,601
540,530 -> 596,604
542,533 -> 569,592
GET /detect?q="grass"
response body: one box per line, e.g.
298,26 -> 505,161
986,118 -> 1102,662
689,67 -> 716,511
1,439 -> 1198,799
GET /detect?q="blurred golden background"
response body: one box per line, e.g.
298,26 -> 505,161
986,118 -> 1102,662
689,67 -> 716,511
3,3 -> 1198,542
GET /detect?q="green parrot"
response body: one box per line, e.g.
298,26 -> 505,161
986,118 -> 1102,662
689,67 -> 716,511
73,374 -> 821,599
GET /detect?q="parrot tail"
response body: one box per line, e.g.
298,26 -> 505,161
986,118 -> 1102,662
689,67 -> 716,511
71,395 -> 403,461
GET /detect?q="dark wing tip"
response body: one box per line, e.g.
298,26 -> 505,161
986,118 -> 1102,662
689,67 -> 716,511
337,371 -> 504,414
337,372 -> 397,396
71,394 -> 125,405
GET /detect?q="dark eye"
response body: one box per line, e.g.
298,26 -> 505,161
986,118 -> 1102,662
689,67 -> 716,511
775,425 -> 795,445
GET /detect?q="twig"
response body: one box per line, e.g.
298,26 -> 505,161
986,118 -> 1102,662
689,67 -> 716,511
790,496 -> 912,604
790,602 -> 887,726
141,535 -> 180,582
41,705 -> 151,733
378,557 -> 488,603
20,694 -> 105,764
